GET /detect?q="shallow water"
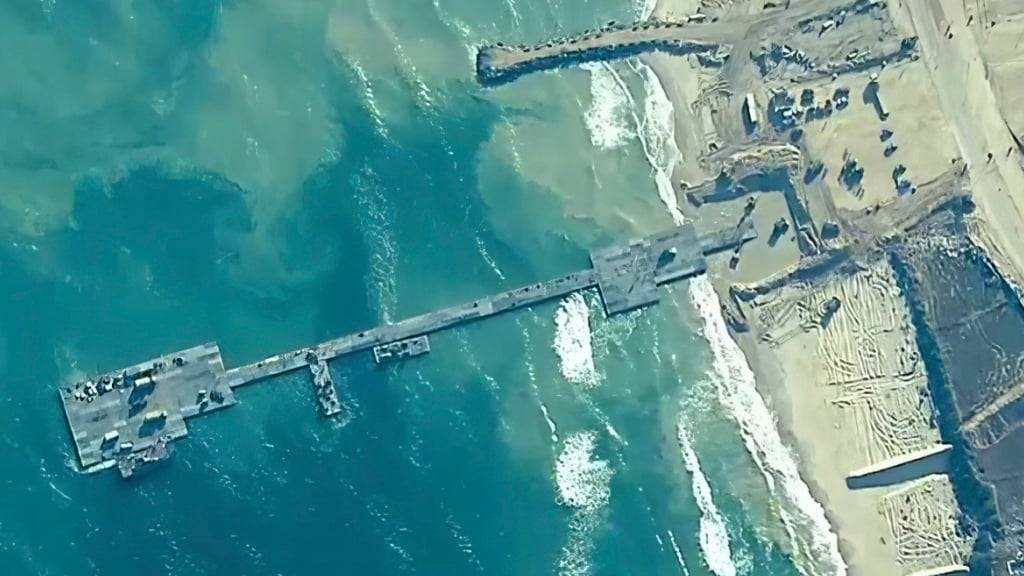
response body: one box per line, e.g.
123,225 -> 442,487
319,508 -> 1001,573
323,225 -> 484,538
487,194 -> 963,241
0,1 -> 831,574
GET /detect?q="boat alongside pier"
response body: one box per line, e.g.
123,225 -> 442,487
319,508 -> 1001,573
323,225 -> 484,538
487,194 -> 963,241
59,223 -> 754,477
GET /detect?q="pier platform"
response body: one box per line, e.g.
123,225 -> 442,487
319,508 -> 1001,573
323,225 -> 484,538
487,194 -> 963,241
59,342 -> 235,472
60,224 -> 754,477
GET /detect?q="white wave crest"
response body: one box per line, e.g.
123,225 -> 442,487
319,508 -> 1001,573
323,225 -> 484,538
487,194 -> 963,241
581,63 -> 633,150
678,422 -> 737,576
635,62 -> 685,225
504,0 -> 522,27
554,431 -> 613,512
541,402 -> 559,444
689,277 -> 847,576
355,169 -> 398,322
553,431 -> 612,575
350,59 -> 389,139
557,512 -> 599,576
667,529 -> 692,575
475,235 -> 506,281
626,59 -> 847,575
553,293 -> 599,389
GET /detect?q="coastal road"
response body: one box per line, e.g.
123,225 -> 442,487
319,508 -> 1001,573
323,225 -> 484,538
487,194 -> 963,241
898,0 -> 1024,291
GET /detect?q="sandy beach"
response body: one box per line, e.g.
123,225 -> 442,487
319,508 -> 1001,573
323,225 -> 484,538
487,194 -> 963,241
644,0 -> 974,573
472,0 -> 1024,569
724,259 -> 971,576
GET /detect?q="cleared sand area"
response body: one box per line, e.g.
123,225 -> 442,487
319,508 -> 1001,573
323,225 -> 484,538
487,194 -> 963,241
640,17 -> 964,575
637,1 -> 980,572
880,475 -> 973,574
734,261 -> 973,575
976,2 -> 1024,142
894,0 -> 1024,295
799,62 -> 959,213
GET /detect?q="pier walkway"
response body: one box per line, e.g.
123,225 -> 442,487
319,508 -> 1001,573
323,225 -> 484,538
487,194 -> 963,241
59,223 -> 754,477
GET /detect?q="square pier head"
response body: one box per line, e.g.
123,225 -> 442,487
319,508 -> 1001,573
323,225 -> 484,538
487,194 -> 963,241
590,223 -> 709,316
59,343 -> 236,473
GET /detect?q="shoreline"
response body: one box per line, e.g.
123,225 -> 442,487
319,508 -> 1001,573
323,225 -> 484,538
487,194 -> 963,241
722,306 -> 862,574
472,0 -> 1021,569
639,48 -> 863,573
644,43 -> 968,576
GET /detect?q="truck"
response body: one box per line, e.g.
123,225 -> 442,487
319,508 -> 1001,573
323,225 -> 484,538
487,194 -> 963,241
744,93 -> 759,126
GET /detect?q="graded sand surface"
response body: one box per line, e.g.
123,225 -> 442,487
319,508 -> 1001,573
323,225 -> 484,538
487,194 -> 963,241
734,262 -> 972,575
645,63 -> 907,576
640,3 -> 977,572
894,0 -> 1024,294
594,0 -> 1023,572
799,62 -> 959,214
979,9 -> 1024,143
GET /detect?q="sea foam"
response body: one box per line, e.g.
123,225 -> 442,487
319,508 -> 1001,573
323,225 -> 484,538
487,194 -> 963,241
689,278 -> 847,575
635,0 -> 657,19
554,431 -> 613,512
350,59 -> 389,140
667,529 -> 692,575
581,63 -> 633,150
635,62 -> 685,224
629,62 -> 848,575
678,422 -> 737,576
553,293 -> 599,389
553,431 -> 614,576
355,169 -> 399,323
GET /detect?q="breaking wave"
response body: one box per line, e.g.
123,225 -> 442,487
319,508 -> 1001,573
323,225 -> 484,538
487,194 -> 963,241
355,168 -> 399,323
690,277 -> 847,575
553,431 -> 613,576
350,59 -> 389,140
625,61 -> 847,575
635,0 -> 657,19
629,60 -> 685,224
554,431 -> 613,511
581,63 -> 633,150
541,402 -> 559,444
678,421 -> 737,576
667,529 -> 692,575
553,293 -> 599,389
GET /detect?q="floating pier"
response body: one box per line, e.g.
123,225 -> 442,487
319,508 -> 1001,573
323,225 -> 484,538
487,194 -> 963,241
374,336 -> 431,364
307,352 -> 341,417
60,223 -> 755,477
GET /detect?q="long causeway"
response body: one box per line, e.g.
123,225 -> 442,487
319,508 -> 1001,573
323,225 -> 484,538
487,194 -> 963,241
475,19 -> 735,85
60,223 -> 754,477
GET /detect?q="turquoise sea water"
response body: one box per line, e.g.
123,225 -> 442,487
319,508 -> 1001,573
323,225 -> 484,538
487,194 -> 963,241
1,1 -> 836,574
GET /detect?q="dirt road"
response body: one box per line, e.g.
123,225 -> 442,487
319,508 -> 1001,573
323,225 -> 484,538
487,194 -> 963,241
899,0 -> 1024,291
